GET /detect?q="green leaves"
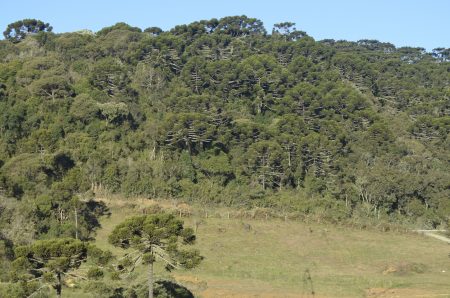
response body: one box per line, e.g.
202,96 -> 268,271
86,267 -> 104,280
90,57 -> 129,96
142,252 -> 155,264
10,239 -> 111,297
87,245 -> 113,266
98,102 -> 129,125
28,76 -> 72,100
174,249 -> 202,269
0,15 -> 449,235
109,213 -> 202,269
3,19 -> 52,43
181,227 -> 196,244
97,22 -> 142,36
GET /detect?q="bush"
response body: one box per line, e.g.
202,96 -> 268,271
87,267 -> 104,280
83,281 -> 122,297
0,281 -> 47,298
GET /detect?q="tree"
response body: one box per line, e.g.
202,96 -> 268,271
96,22 -> 141,36
272,22 -> 296,36
98,102 -> 129,125
432,47 -> 450,62
216,15 -> 266,37
69,94 -> 100,124
144,27 -> 163,36
28,76 -> 72,101
0,83 -> 6,100
11,238 -> 110,298
162,112 -> 216,154
272,22 -> 306,41
4,19 -> 52,43
245,141 -> 284,190
90,57 -> 129,96
108,213 -> 202,298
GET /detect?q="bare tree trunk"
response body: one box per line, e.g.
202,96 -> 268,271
55,272 -> 62,298
150,145 -> 156,160
262,174 -> 265,190
74,207 -> 78,240
148,260 -> 154,298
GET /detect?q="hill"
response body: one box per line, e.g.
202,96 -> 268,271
1,17 -> 449,239
0,15 -> 449,297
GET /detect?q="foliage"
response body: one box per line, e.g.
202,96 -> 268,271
3,19 -> 52,43
109,213 -> 202,297
10,238 -> 110,297
0,15 -> 448,246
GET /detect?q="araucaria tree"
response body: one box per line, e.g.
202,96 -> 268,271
11,238 -> 110,298
3,19 -> 52,42
108,213 -> 202,298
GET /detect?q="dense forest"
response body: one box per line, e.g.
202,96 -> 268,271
0,15 -> 449,254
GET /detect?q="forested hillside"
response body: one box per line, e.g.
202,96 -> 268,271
0,16 -> 449,248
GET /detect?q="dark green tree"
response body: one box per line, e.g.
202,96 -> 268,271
3,19 -> 52,42
144,27 -> 163,36
11,238 -> 111,298
96,22 -> 141,36
108,213 -> 202,298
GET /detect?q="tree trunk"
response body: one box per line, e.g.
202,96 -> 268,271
261,174 -> 265,190
148,261 -> 154,298
56,272 -> 62,298
74,207 -> 78,240
287,149 -> 291,167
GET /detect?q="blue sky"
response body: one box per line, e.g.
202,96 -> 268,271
1,0 -> 449,50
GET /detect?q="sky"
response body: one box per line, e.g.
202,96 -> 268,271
1,0 -> 449,51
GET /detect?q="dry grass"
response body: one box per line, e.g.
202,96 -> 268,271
81,199 -> 450,297
181,217 -> 450,297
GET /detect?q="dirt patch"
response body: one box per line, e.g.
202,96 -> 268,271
200,289 -> 302,298
186,278 -> 325,298
367,287 -> 449,297
174,274 -> 208,292
382,262 -> 427,275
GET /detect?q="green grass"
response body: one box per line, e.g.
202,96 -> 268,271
183,218 -> 450,297
68,201 -> 450,297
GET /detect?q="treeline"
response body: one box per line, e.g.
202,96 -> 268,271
0,16 -> 449,246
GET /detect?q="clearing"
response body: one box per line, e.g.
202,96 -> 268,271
81,198 -> 450,297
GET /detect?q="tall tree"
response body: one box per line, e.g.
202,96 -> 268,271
108,213 -> 202,298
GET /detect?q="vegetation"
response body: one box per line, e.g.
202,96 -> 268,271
94,202 -> 450,297
1,16 -> 448,230
108,213 -> 202,298
0,15 -> 449,296
9,238 -> 110,297
3,19 -> 53,43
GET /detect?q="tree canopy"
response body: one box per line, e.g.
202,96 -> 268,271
11,238 -> 110,297
109,213 -> 202,298
0,15 -> 448,238
3,19 -> 53,42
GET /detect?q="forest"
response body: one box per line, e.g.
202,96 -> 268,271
0,15 -> 449,296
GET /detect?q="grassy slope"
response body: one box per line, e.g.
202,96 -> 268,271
76,200 -> 450,298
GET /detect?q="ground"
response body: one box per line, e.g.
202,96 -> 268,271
81,198 -> 450,298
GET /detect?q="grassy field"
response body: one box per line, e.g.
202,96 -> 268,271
69,198 -> 450,298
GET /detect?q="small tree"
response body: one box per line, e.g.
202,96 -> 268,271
3,19 -> 52,43
12,238 -> 110,298
108,213 -> 202,298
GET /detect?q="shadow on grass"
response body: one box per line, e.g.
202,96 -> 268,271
154,280 -> 194,298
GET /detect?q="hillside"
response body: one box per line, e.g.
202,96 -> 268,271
0,15 -> 449,297
1,17 -> 449,236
